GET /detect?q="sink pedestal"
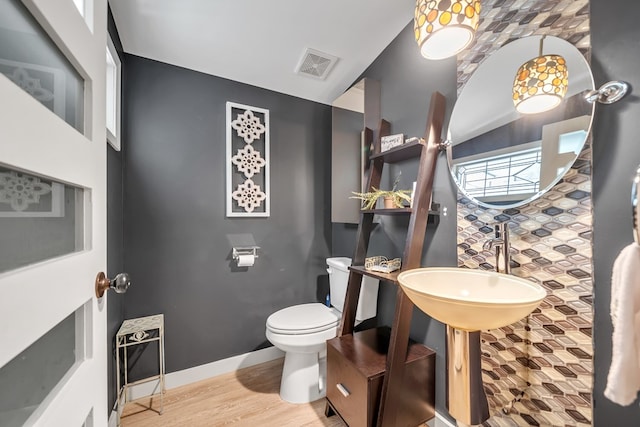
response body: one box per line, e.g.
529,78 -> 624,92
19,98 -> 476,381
446,326 -> 489,426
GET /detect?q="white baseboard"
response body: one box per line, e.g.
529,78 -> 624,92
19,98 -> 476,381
430,411 -> 456,427
127,346 -> 284,401
108,410 -> 118,427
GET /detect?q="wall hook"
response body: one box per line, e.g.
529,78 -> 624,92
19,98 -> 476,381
584,81 -> 629,104
439,139 -> 452,151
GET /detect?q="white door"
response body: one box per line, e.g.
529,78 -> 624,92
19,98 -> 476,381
0,0 -> 109,426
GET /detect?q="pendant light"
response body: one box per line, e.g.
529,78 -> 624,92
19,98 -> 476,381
414,0 -> 481,60
513,35 -> 568,114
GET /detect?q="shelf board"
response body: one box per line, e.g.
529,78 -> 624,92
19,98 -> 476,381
328,327 -> 435,377
362,208 -> 440,215
349,265 -> 400,285
365,207 -> 412,215
360,207 -> 440,223
369,140 -> 424,163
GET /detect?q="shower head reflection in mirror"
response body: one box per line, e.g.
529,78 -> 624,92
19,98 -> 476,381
446,35 -> 628,210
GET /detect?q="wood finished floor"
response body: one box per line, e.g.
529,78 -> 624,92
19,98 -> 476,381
121,358 -> 347,427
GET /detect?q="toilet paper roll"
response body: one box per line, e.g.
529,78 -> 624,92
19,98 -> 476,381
237,254 -> 255,267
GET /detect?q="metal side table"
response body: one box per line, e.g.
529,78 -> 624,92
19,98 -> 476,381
116,314 -> 165,425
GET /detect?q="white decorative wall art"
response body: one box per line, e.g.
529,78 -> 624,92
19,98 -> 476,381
231,109 -> 266,144
226,102 -> 270,217
231,145 -> 266,179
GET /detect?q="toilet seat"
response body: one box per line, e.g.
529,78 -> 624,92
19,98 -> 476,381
266,303 -> 340,335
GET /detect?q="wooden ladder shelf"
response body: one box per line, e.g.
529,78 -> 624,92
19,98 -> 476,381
326,92 -> 446,427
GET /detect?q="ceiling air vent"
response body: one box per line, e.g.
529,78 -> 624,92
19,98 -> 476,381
295,48 -> 339,80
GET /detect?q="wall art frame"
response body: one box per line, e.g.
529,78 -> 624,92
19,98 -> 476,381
226,102 -> 270,217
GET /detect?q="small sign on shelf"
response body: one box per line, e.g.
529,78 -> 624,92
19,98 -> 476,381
380,133 -> 404,152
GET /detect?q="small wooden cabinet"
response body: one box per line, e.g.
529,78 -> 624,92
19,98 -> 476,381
326,327 -> 435,427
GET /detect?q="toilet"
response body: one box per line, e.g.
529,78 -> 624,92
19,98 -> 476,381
265,257 -> 379,404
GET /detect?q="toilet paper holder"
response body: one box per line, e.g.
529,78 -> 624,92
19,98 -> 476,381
232,246 -> 260,261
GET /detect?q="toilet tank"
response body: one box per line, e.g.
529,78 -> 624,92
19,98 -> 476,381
327,257 -> 379,322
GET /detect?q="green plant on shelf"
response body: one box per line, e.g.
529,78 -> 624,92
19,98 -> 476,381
350,173 -> 412,210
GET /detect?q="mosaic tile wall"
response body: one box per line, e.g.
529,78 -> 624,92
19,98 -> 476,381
457,0 -> 590,94
455,0 -> 592,426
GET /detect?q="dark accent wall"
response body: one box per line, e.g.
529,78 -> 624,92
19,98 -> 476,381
106,7 -> 125,413
591,0 -> 640,422
122,55 -> 332,378
107,145 -> 124,411
331,22 -> 459,420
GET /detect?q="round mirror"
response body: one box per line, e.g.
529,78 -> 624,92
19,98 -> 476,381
447,35 -> 595,209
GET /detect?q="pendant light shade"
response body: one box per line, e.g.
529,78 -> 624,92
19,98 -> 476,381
513,37 -> 568,114
414,0 -> 481,60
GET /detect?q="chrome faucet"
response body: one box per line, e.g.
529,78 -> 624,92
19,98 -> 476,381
482,223 -> 511,274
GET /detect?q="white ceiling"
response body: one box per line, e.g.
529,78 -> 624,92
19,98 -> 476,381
108,0 -> 415,105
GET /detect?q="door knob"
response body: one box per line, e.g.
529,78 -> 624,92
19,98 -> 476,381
95,272 -> 131,298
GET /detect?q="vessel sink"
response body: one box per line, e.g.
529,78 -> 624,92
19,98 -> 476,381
397,268 -> 546,331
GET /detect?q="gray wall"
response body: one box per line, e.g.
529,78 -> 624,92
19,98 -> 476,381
107,144 -> 124,411
106,7 -> 125,413
121,55 -> 332,378
331,21 -> 459,419
591,0 -> 640,422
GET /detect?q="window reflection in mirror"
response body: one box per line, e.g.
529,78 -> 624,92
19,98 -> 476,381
447,35 -> 594,209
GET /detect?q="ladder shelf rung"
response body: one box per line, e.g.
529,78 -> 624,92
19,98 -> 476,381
360,207 -> 440,223
369,139 -> 424,163
348,265 -> 400,285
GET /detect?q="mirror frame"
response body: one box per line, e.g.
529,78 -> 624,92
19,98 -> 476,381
446,35 -> 595,209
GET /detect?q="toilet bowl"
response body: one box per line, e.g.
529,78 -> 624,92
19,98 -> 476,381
266,303 -> 340,403
265,257 -> 379,404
